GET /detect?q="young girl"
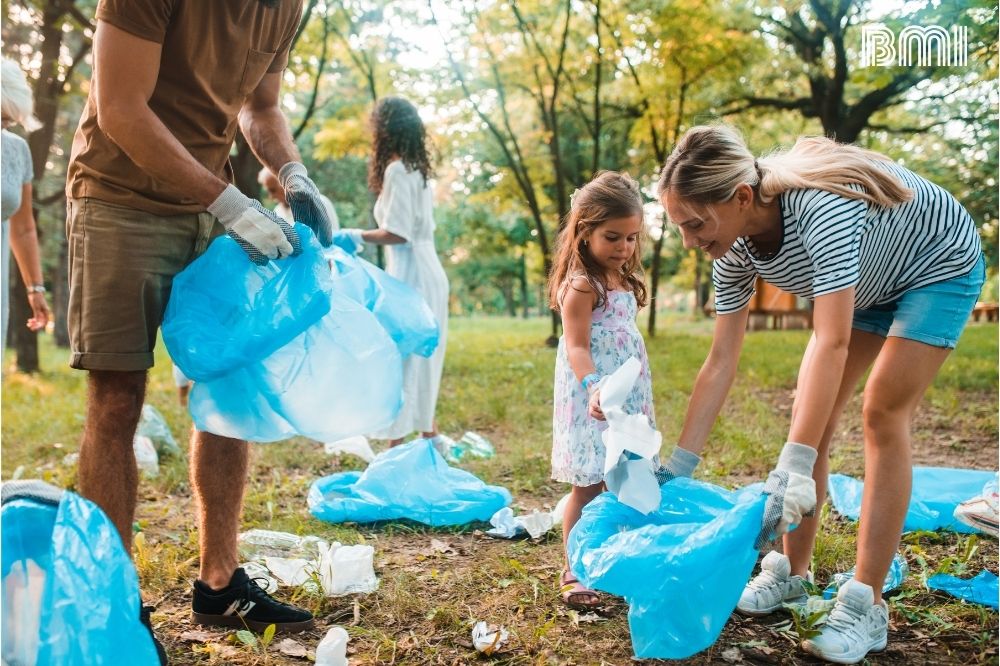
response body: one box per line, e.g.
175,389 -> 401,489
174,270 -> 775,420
548,171 -> 699,608
658,124 -> 984,664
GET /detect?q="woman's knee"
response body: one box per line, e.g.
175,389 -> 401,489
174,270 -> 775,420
861,389 -> 911,441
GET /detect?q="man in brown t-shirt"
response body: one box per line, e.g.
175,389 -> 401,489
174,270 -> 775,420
65,1 -> 334,658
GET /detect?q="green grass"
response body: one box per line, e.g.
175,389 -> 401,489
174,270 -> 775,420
2,317 -> 998,664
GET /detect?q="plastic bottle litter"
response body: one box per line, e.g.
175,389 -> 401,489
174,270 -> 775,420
433,432 -> 496,463
471,621 -> 509,655
486,507 -> 555,539
324,436 -> 376,463
823,553 -> 909,599
315,626 -> 349,666
459,432 -> 495,459
132,435 -> 159,477
136,405 -> 181,457
237,530 -> 377,596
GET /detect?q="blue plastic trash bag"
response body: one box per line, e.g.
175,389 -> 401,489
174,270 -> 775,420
166,226 -> 404,442
829,467 -> 997,533
309,438 -> 512,526
824,553 -> 909,599
325,246 -> 439,358
567,477 -> 766,659
190,288 -> 402,442
163,224 -> 332,382
1,480 -> 159,665
927,570 -> 999,609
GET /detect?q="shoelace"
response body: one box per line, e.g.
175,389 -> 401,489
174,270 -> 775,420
824,600 -> 868,638
242,576 -> 300,613
747,569 -> 784,592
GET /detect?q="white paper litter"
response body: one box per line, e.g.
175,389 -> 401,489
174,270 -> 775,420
600,357 -> 662,514
471,621 -> 509,655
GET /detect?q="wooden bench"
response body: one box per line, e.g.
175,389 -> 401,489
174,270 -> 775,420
971,302 -> 999,322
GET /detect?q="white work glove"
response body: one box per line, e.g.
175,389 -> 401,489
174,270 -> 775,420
278,162 -> 334,247
654,446 -> 702,485
208,184 -> 300,265
755,441 -> 818,550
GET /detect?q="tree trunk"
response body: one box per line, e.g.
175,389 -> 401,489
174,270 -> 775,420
647,230 -> 666,336
519,251 -> 529,318
8,267 -> 39,372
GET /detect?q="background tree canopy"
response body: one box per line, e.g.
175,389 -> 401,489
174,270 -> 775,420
3,0 -> 997,365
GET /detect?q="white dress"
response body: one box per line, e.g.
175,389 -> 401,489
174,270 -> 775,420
371,160 -> 449,439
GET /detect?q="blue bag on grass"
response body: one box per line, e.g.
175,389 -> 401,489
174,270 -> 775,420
828,467 -> 996,533
309,438 -> 511,526
927,570 -> 999,609
567,477 -> 766,659
163,224 -> 332,382
1,481 -> 159,666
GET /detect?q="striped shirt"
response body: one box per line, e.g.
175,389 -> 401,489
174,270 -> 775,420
713,160 -> 982,314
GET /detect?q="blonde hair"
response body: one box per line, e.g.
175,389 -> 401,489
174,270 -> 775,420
657,124 -> 913,208
548,171 -> 648,311
1,58 -> 41,132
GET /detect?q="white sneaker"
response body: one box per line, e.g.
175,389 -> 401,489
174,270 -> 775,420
803,579 -> 888,664
954,491 -> 999,537
736,551 -> 812,615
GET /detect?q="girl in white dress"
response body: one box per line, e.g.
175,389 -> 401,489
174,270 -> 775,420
339,97 -> 449,445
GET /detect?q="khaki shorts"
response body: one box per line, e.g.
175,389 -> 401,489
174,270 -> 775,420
66,197 -> 223,372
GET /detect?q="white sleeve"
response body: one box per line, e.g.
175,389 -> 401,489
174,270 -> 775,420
378,164 -> 414,241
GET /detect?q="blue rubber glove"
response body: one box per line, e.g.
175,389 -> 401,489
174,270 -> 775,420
330,228 -> 364,255
278,162 -> 334,247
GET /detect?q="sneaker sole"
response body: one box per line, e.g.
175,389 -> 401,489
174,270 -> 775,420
191,611 -> 315,634
802,636 -> 886,664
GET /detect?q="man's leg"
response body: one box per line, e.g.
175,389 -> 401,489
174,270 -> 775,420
77,369 -> 147,553
190,430 -> 249,589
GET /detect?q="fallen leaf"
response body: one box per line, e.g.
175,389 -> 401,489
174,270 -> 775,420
277,638 -> 308,658
179,630 -> 215,643
721,646 -> 743,663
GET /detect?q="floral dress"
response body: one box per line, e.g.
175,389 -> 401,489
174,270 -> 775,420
551,288 -> 655,486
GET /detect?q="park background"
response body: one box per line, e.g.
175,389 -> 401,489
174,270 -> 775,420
2,1 -> 999,664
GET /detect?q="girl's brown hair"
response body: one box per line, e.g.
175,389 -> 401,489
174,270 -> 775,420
548,171 -> 648,312
368,96 -> 434,195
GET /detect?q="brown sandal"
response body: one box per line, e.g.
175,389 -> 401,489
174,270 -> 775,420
560,569 -> 601,609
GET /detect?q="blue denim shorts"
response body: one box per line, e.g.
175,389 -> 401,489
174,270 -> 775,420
852,256 -> 986,349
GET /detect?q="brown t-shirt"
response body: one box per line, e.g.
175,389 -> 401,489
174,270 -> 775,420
66,0 -> 301,215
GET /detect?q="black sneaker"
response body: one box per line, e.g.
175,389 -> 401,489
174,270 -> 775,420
139,604 -> 169,665
191,567 -> 315,633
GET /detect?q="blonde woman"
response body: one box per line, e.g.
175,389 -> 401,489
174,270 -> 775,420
1,58 -> 50,347
657,124 -> 983,664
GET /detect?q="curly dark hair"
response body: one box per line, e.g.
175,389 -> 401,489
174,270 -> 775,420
368,96 -> 434,195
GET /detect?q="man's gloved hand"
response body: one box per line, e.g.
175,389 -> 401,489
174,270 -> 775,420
755,441 -> 818,550
208,184 -> 300,265
654,446 -> 702,485
330,228 -> 365,255
278,162 -> 334,247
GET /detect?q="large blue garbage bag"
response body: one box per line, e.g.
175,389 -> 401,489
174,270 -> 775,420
166,226 -> 406,442
1,481 -> 159,666
927,571 -> 999,609
163,225 -> 332,382
828,467 -> 996,533
308,439 -> 511,526
190,289 -> 403,442
567,478 -> 766,659
325,247 -> 439,358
